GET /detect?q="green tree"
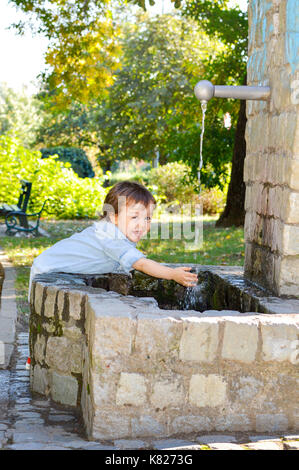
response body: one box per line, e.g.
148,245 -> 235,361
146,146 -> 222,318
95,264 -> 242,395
182,0 -> 248,226
9,0 -> 249,219
129,0 -> 248,226
35,101 -> 100,148
0,83 -> 44,148
9,0 -> 122,108
99,12 -> 233,188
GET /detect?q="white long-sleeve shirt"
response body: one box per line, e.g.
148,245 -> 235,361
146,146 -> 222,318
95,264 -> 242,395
28,219 -> 146,301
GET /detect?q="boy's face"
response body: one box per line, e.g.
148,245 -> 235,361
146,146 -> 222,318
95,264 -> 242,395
111,201 -> 154,243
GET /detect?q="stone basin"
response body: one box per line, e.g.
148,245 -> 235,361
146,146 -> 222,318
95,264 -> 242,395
29,264 -> 299,440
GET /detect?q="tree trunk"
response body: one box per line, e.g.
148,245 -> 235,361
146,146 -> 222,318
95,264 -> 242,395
215,97 -> 247,227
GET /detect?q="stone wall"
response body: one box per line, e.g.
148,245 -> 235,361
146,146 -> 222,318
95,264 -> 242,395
244,0 -> 299,296
29,272 -> 299,440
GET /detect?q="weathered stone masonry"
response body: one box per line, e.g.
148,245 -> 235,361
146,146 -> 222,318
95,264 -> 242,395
29,270 -> 299,440
244,0 -> 299,296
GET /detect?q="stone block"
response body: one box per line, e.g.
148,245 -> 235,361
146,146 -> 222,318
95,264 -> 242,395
57,289 -> 68,319
244,242 -> 276,291
244,184 -> 252,210
135,313 -> 182,360
43,286 -> 58,318
131,415 -> 166,438
88,295 -> 134,318
269,153 -> 281,185
116,373 -> 147,406
214,414 -> 251,432
31,364 -> 49,395
93,315 -> 135,360
150,377 -> 185,409
28,279 -> 34,307
33,334 -> 46,364
179,317 -> 219,362
252,213 -> 263,245
276,257 -> 299,297
93,410 -> 131,440
222,318 -> 259,363
283,190 -> 299,223
189,374 -> 227,408
281,224 -> 299,255
235,376 -> 264,402
261,318 -> 299,362
244,211 -> 257,243
51,371 -> 78,407
34,283 -> 45,315
285,158 -> 299,191
46,336 -> 83,374
256,413 -> 289,432
68,290 -> 85,320
64,325 -> 83,341
244,156 -> 257,182
89,296 -> 136,360
169,415 -> 212,435
92,371 -> 117,407
267,186 -> 281,218
250,182 -> 263,214
271,77 -> 293,112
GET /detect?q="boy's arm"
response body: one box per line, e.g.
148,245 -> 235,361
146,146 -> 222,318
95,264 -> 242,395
132,257 -> 198,287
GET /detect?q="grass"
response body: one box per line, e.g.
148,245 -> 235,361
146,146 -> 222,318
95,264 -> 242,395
142,215 -> 244,266
0,215 -> 244,319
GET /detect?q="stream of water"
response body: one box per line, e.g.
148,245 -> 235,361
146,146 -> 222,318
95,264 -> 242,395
193,101 -> 207,251
197,101 -> 207,188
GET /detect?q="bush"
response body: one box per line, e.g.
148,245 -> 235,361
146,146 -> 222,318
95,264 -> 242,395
199,186 -> 227,215
41,146 -> 95,178
147,162 -> 197,206
0,136 -> 107,219
151,162 -> 228,215
107,161 -> 228,215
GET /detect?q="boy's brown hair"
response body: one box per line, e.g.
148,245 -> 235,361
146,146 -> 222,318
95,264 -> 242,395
99,180 -> 156,221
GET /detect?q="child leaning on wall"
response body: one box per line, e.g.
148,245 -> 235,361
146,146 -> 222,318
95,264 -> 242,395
28,180 -> 198,301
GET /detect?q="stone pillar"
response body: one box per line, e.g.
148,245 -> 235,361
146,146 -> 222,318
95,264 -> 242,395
244,0 -> 299,297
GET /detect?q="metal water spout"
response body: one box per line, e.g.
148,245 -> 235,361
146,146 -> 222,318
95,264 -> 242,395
194,80 -> 270,105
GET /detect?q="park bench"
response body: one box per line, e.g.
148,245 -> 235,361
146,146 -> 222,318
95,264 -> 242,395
0,180 -> 47,235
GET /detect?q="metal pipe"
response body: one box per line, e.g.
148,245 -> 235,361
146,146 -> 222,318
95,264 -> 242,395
194,80 -> 270,103
214,85 -> 270,101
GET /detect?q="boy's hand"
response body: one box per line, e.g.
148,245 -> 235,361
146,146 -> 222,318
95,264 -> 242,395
172,267 -> 198,287
132,258 -> 198,287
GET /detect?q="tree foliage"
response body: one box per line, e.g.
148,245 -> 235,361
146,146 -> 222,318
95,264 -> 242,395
98,12 -> 234,187
180,0 -> 248,225
35,102 -> 100,149
9,0 -> 122,108
41,146 -> 95,178
7,0 -> 248,192
0,83 -> 44,148
182,0 -> 248,81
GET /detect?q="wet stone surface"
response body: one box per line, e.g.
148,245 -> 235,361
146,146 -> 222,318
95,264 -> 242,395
0,327 -> 297,450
